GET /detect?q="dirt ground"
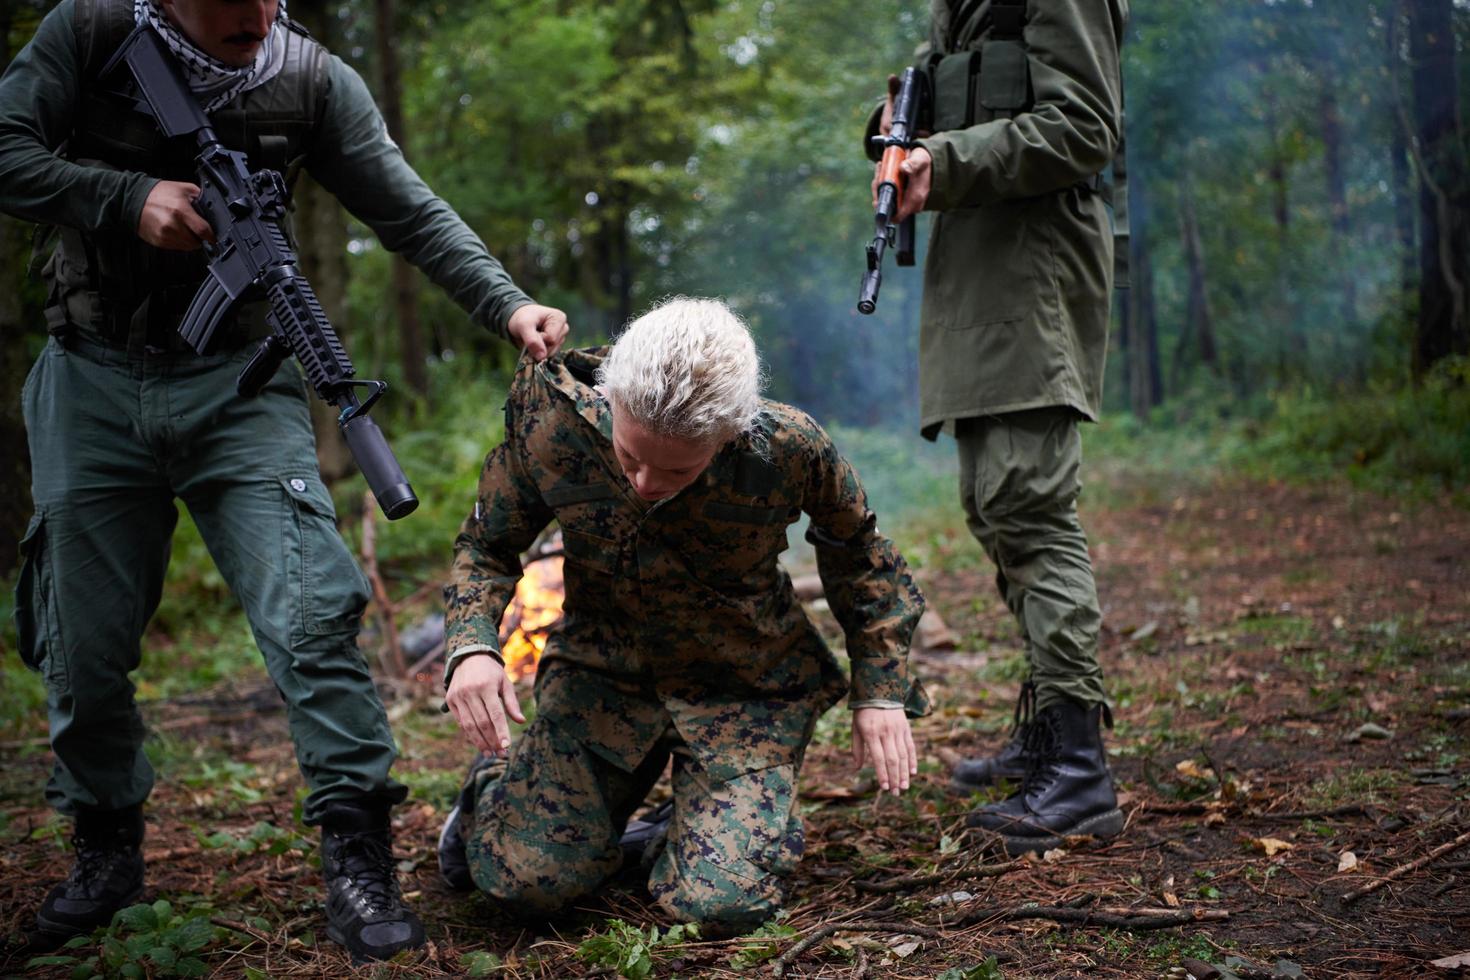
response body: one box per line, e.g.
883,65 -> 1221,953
2,472 -> 1467,978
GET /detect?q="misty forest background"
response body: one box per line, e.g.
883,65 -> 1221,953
0,0 -> 1468,694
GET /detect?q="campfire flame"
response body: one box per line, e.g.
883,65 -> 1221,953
498,544 -> 565,680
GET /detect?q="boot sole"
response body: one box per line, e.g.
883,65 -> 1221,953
34,883 -> 144,938
996,808 -> 1125,857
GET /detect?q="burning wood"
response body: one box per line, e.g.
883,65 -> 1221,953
498,532 -> 565,680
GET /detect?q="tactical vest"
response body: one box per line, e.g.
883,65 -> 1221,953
42,0 -> 329,351
923,0 -> 1129,287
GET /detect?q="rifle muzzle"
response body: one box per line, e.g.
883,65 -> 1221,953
341,413 -> 419,520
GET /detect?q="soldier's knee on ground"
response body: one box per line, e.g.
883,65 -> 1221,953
651,873 -> 783,934
466,832 -> 612,916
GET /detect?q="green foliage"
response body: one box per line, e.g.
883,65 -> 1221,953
459,950 -> 503,976
727,915 -> 798,968
333,357 -> 509,574
396,765 -> 465,808
936,960 -> 1005,980
27,900 -> 221,979
1239,361 -> 1470,502
574,919 -> 700,980
196,820 -> 312,857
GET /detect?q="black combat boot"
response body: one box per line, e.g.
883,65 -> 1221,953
320,801 -> 425,961
34,805 -> 146,943
618,799 -> 674,871
437,755 -> 502,892
966,699 -> 1124,856
949,681 -> 1037,793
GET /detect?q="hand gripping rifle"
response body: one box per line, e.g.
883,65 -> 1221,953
102,24 -> 418,519
857,66 -> 929,315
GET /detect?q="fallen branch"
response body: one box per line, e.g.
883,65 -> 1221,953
1340,828 -> 1470,905
361,492 -> 407,676
768,921 -> 943,977
210,916 -> 274,946
1256,804 -> 1369,823
950,904 -> 1229,931
852,859 -> 1025,894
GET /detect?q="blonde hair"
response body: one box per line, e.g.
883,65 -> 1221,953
599,296 -> 764,445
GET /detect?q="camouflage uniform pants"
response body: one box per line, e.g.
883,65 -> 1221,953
14,334 -> 405,823
464,717 -> 803,928
955,408 -> 1107,710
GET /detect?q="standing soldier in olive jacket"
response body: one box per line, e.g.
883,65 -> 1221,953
2,0 -> 567,959
866,0 -> 1128,855
436,297 -> 929,930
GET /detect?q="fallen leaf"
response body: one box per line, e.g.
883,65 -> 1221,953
887,939 -> 921,958
1431,952 -> 1470,968
1253,837 -> 1293,857
1175,759 -> 1212,781
1337,851 -> 1358,873
1204,811 -> 1227,827
1131,620 -> 1159,641
1343,722 -> 1394,743
928,890 -> 974,907
1042,848 -> 1068,863
1161,874 -> 1180,907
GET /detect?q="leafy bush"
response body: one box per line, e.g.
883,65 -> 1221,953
28,900 -> 222,979
1242,359 -> 1470,501
575,919 -> 700,980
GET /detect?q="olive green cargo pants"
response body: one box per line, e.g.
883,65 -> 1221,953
955,408 -> 1107,710
464,718 -> 803,928
15,334 -> 405,823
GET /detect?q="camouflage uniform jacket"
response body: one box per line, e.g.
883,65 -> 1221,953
445,349 -> 930,783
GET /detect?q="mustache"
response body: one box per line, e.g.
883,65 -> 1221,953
224,32 -> 267,44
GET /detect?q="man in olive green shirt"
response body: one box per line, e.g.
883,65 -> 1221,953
2,0 -> 566,959
867,0 -> 1128,855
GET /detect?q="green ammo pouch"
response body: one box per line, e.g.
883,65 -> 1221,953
979,37 -> 1030,113
931,51 -> 979,133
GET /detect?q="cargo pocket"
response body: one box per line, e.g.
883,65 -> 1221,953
279,475 -> 371,640
14,510 -> 65,684
740,765 -> 803,880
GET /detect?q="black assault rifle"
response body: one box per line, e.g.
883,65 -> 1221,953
857,66 -> 929,315
102,24 -> 418,519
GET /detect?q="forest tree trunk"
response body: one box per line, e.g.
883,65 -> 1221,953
0,0 -> 36,574
374,0 -> 429,399
1177,191 -> 1219,380
1407,0 -> 1468,377
1124,159 -> 1160,418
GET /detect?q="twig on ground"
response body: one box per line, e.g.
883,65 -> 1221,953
1257,804 -> 1370,823
1340,827 -> 1470,905
769,921 -> 942,977
950,904 -> 1230,931
852,946 -> 870,980
851,859 -> 1025,894
210,917 -> 273,946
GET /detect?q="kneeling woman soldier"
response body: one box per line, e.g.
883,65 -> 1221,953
437,297 -> 929,930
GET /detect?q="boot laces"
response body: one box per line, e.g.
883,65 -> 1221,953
1009,680 -> 1037,735
1018,707 -> 1064,812
68,836 -> 134,893
333,832 -> 403,914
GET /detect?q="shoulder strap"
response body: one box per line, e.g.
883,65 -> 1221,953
989,0 -> 1026,40
75,0 -> 136,82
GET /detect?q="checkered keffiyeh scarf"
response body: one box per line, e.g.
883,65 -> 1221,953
133,0 -> 290,113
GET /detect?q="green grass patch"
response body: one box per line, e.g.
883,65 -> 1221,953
1306,768 -> 1399,807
